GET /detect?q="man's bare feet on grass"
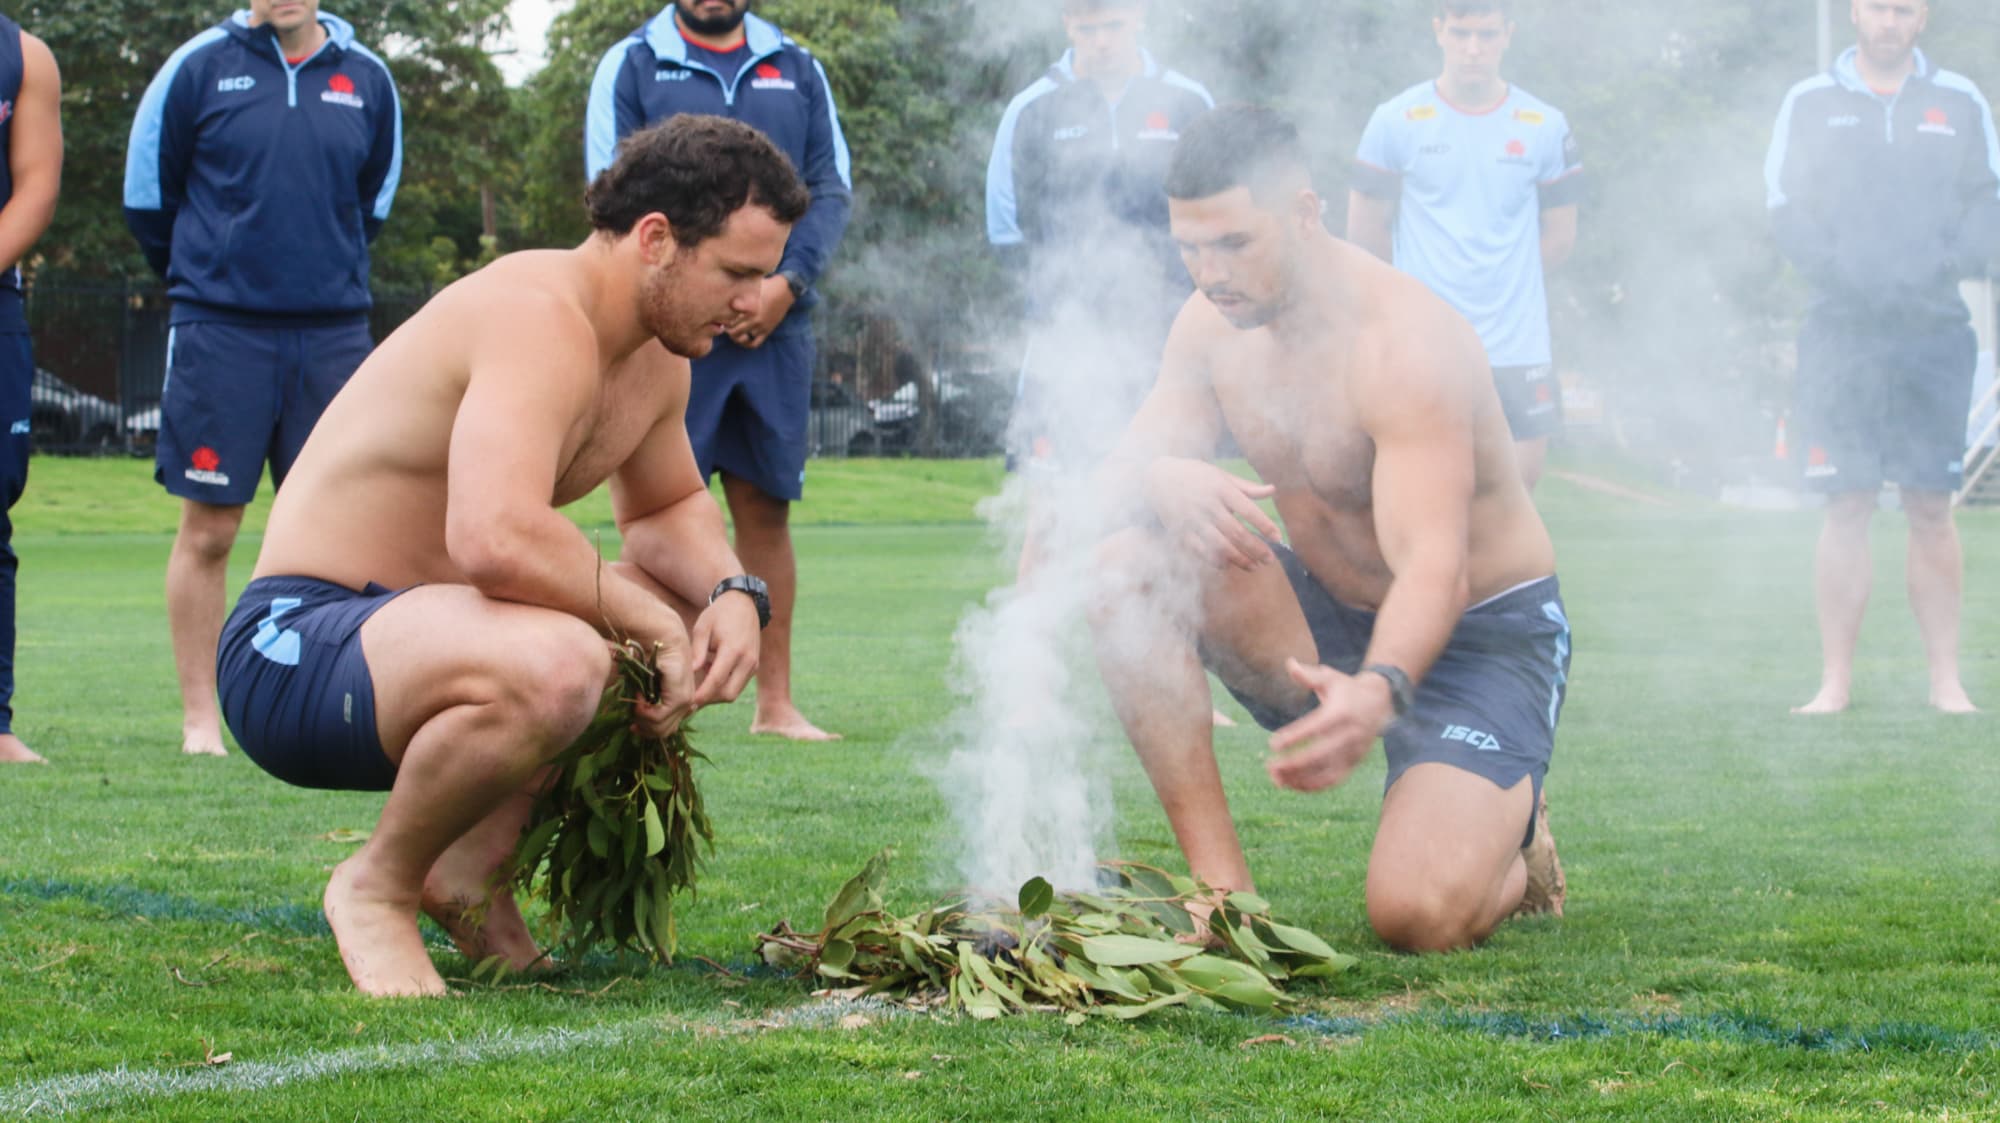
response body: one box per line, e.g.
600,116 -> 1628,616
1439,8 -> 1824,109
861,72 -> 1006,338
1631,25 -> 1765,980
0,734 -> 45,763
181,726 -> 228,756
751,704 -> 842,742
1790,686 -> 1849,715
325,856 -> 449,997
1930,682 -> 1978,714
1513,792 -> 1565,918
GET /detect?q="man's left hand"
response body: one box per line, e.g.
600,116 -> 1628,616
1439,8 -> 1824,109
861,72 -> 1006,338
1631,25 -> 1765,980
727,276 -> 797,349
1266,659 -> 1396,792
689,593 -> 762,707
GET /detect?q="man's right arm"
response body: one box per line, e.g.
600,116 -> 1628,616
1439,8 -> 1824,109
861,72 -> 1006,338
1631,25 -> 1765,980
1099,302 -> 1279,569
1348,103 -> 1403,262
1345,191 -> 1397,262
985,88 -> 1039,286
124,38 -> 207,279
0,33 -> 60,275
584,35 -> 646,182
1765,81 -> 1848,294
446,295 -> 686,654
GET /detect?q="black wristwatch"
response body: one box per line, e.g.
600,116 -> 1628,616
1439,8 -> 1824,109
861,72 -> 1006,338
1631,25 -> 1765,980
710,575 -> 771,630
777,270 -> 807,301
1363,663 -> 1414,718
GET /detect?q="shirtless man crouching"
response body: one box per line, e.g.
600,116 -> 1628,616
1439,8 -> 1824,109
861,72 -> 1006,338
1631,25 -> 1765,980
1090,106 -> 1571,952
216,116 -> 810,995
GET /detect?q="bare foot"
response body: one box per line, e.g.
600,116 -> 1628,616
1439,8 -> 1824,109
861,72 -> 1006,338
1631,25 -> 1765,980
181,726 -> 228,756
1928,679 -> 1976,711
324,856 -> 448,997
1514,792 -> 1565,918
751,705 -> 842,742
0,733 -> 45,764
421,884 -> 550,974
1790,687 -> 1849,715
1210,709 -> 1237,729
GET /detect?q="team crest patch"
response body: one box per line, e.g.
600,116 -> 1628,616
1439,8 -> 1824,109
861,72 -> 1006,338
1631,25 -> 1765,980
750,62 -> 795,91
321,72 -> 364,109
1136,110 -> 1178,142
1917,107 -> 1956,136
185,446 -> 231,487
1406,104 -> 1438,121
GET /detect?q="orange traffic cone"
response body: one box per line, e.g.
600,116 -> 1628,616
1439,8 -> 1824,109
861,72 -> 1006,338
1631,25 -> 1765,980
1773,414 -> 1790,461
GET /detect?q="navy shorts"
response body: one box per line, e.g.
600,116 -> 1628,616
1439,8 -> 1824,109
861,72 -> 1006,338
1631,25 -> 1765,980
155,319 -> 373,505
1493,363 -> 1563,441
686,325 -> 813,502
1795,314 -> 1977,494
218,574 -> 405,791
1224,545 -> 1571,842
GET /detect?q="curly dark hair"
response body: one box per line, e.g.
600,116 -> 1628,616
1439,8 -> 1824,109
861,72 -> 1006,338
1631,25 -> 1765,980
585,115 -> 811,246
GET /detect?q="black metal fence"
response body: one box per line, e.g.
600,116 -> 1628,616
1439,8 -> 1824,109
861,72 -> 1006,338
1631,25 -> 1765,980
24,282 -> 1014,460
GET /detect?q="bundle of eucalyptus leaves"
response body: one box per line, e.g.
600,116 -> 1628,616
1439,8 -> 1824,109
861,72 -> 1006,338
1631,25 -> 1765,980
757,849 -> 1354,1020
507,639 -> 712,962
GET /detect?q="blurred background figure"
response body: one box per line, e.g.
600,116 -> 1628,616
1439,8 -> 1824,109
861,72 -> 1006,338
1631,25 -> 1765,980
587,0 -> 852,743
1347,0 -> 1581,491
985,0 -> 1213,553
1766,0 -> 2000,715
0,17 -> 60,765
124,0 -> 402,757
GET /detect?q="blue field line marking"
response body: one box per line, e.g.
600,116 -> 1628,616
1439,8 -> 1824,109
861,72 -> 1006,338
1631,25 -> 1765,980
1286,1010 -> 2000,1055
0,877 -> 331,936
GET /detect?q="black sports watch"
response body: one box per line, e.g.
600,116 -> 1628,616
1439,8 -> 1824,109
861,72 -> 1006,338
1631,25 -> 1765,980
1363,663 -> 1414,718
710,574 -> 771,630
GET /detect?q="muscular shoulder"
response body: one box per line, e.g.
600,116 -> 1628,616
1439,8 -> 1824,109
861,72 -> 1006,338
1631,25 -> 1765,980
1347,259 -> 1488,425
18,31 -> 56,81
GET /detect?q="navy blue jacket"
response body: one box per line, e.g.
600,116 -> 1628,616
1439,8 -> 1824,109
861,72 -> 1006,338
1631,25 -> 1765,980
586,10 -> 851,322
124,11 -> 402,323
985,50 -> 1213,320
1766,47 -> 2000,327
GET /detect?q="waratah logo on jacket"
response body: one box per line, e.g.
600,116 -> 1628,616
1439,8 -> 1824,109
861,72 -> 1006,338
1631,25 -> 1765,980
321,72 -> 365,109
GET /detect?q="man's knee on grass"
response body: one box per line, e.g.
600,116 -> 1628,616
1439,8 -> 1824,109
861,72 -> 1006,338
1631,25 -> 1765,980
1366,877 -> 1496,953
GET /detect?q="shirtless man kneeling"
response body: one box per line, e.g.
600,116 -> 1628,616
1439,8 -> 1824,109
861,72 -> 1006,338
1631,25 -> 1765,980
1091,106 -> 1571,952
217,116 -> 810,995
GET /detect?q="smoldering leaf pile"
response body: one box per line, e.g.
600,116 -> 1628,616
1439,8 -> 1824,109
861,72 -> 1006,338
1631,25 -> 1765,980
758,849 -> 1355,1021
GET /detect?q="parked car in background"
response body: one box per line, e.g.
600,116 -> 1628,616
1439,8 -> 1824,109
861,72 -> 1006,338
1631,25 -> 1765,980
30,368 -> 123,451
807,378 -> 873,458
847,367 -> 1010,458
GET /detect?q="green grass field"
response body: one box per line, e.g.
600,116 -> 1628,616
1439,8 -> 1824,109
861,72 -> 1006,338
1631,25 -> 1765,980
2,455 -> 1997,1121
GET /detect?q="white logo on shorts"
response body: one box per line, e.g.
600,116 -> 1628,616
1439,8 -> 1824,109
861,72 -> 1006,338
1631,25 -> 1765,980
1441,724 -> 1502,751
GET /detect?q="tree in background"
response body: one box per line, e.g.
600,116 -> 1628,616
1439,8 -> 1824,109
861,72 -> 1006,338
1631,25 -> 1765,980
18,0 -> 513,292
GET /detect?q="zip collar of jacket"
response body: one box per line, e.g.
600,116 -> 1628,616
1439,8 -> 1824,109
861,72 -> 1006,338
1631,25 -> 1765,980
225,8 -> 357,56
647,10 -> 786,66
1830,44 -> 1934,95
1047,46 -> 1163,86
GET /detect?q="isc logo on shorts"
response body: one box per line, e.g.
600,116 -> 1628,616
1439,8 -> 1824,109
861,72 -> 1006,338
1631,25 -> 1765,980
1441,724 -> 1502,751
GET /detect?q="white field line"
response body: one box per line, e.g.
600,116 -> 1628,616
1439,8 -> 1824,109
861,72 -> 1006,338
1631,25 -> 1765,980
0,999 -> 905,1119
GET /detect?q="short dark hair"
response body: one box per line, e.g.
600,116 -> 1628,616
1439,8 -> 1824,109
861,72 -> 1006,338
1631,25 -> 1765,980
584,115 -> 810,246
1437,0 -> 1511,19
1163,105 -> 1311,203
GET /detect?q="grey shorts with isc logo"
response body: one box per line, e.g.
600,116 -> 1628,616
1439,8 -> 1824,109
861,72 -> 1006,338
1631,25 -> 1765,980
1222,544 -> 1571,845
